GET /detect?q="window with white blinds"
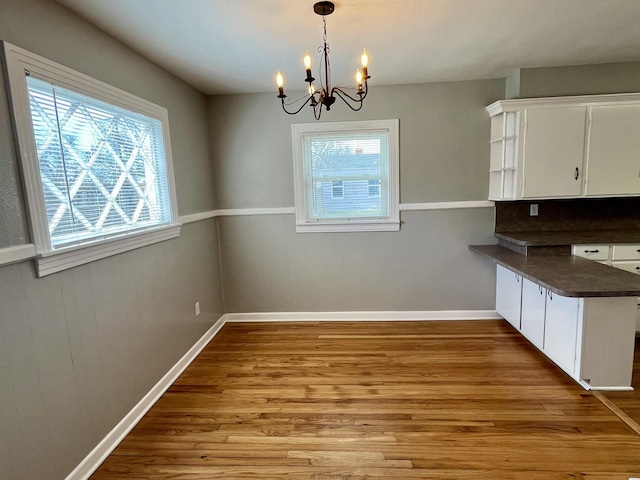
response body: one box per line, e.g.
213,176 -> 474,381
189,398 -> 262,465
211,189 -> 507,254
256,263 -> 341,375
292,119 -> 399,233
2,42 -> 180,276
27,77 -> 173,249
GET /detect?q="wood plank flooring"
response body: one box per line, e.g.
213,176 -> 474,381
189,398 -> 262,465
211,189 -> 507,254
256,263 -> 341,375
90,321 -> 640,479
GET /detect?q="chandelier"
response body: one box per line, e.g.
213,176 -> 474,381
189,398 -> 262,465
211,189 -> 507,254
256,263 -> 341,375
276,1 -> 370,120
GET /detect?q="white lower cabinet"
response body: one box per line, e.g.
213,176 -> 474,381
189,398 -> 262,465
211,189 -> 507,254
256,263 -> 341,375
495,264 -> 637,390
543,292 -> 581,377
496,265 -> 522,329
520,278 -> 546,349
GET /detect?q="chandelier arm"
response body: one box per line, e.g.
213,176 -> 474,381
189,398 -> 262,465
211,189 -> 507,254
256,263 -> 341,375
331,87 -> 367,112
280,94 -> 317,115
312,102 -> 323,120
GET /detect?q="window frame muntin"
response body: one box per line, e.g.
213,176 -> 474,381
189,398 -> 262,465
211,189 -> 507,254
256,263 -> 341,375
2,41 -> 180,276
291,119 -> 400,233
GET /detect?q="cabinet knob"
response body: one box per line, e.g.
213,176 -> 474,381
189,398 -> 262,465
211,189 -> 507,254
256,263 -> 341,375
574,167 -> 580,181
584,249 -> 599,253
636,267 -> 640,271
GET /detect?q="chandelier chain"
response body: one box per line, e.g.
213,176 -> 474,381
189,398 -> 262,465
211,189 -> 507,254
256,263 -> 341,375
322,16 -> 328,45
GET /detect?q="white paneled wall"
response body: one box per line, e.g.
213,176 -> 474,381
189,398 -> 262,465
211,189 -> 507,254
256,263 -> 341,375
0,220 -> 223,480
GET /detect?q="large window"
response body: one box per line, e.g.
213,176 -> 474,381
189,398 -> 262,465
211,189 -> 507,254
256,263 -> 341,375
2,42 -> 180,276
292,119 -> 399,233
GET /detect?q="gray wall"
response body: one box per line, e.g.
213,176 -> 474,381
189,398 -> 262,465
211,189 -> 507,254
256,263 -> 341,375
0,67 -> 29,247
0,0 -> 224,478
517,62 -> 640,98
209,80 -> 504,313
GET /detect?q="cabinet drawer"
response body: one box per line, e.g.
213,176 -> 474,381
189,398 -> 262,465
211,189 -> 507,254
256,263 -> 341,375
611,261 -> 640,275
611,245 -> 640,261
572,245 -> 610,261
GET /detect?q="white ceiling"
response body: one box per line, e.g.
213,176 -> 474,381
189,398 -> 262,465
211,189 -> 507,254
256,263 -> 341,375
55,0 -> 640,96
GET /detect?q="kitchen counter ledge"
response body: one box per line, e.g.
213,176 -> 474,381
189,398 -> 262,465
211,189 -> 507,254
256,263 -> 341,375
495,229 -> 640,247
470,244 -> 640,298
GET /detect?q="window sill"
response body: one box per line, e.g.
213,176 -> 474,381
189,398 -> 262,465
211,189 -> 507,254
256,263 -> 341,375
35,224 -> 181,277
295,220 -> 400,233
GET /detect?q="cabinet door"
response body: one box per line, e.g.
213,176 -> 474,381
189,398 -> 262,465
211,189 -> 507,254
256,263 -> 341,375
522,107 -> 586,198
543,292 -> 581,376
496,265 -> 522,330
586,105 -> 640,196
520,279 -> 546,349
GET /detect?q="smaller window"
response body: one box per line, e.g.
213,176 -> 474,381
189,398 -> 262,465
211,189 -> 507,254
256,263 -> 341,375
331,181 -> 345,199
292,119 -> 399,233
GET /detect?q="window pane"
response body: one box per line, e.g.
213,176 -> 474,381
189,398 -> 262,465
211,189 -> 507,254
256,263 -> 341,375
305,132 -> 389,220
27,76 -> 172,249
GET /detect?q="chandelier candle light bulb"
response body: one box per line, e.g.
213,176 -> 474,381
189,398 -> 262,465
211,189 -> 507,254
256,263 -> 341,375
276,71 -> 285,97
361,49 -> 369,78
304,51 -> 314,82
274,1 -> 370,120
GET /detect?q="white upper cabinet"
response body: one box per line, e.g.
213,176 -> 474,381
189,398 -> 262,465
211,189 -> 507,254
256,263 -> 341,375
486,93 -> 640,201
522,107 -> 586,198
586,104 -> 640,196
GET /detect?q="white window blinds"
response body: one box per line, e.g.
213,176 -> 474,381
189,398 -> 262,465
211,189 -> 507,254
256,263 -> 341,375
303,131 -> 389,221
26,76 -> 173,249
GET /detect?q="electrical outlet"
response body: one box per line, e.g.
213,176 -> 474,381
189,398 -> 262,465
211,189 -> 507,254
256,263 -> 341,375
529,204 -> 539,216
195,302 -> 200,316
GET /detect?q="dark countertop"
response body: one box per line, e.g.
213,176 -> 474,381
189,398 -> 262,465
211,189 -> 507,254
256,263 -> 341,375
470,244 -> 640,297
495,229 -> 640,247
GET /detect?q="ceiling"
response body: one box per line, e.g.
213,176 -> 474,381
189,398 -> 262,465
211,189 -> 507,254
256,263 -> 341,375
55,0 -> 640,96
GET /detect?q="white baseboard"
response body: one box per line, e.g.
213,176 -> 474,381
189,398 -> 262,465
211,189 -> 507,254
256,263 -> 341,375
65,309 -> 499,479
223,310 -> 501,322
65,316 -> 227,480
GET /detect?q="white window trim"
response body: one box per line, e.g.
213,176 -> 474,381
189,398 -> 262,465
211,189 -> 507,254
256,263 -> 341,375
291,119 -> 400,233
2,42 -> 181,276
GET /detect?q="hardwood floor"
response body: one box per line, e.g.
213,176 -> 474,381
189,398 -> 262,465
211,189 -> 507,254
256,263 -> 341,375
90,321 -> 640,479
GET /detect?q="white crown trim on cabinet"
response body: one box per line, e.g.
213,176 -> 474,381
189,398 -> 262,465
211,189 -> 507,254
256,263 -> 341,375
486,92 -> 640,116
